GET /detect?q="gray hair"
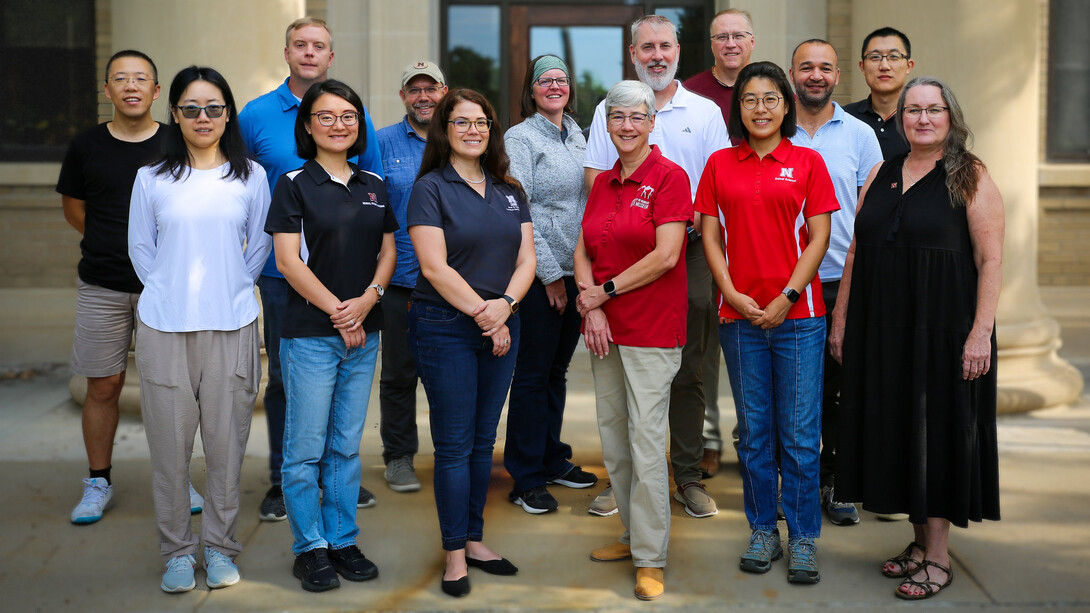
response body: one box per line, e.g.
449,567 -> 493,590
631,15 -> 677,46
604,80 -> 656,117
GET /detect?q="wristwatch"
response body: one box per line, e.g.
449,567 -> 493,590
501,294 -> 519,314
367,284 -> 385,301
781,287 -> 800,303
603,280 -> 618,298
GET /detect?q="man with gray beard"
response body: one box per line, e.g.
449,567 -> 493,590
583,14 -> 729,522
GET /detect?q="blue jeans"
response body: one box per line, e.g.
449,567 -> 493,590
257,275 -> 289,486
408,301 -> 519,551
719,317 -> 824,540
281,334 -> 379,555
504,278 -> 580,493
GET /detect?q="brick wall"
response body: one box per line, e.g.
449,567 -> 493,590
1039,188 -> 1090,286
0,186 -> 81,288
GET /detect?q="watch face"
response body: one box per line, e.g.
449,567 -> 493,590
604,280 -> 616,295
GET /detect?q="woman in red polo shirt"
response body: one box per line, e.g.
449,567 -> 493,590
695,61 -> 838,585
574,80 -> 689,601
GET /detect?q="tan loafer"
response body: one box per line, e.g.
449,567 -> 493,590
635,567 -> 664,600
590,542 -> 632,562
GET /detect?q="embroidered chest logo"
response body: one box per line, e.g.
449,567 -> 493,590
631,185 -> 654,209
891,182 -> 898,189
775,167 -> 796,183
506,195 -> 520,211
361,193 -> 385,207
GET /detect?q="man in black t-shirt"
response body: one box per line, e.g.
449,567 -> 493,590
57,50 -> 182,525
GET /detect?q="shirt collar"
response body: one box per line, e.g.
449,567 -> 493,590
274,78 -> 300,112
609,145 -> 663,185
734,138 -> 793,163
401,115 -> 426,140
439,162 -> 491,187
303,159 -> 361,185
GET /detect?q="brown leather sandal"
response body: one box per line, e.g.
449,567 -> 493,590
882,541 -> 926,578
894,560 -> 952,600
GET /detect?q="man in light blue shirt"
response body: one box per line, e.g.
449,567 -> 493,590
789,38 -> 883,527
374,60 -> 447,493
239,16 -> 384,522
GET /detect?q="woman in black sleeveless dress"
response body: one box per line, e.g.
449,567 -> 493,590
829,77 -> 1004,601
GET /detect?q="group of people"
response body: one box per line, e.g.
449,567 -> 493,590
58,8 -> 1002,604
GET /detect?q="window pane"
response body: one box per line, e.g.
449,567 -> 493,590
655,6 -> 707,81
447,5 -> 501,107
530,26 -> 624,130
1048,0 -> 1090,161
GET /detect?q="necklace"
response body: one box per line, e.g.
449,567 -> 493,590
711,66 -> 732,88
903,164 -> 919,188
462,174 -> 486,184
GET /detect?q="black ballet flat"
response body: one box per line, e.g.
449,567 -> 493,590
466,557 -> 519,576
441,574 -> 470,597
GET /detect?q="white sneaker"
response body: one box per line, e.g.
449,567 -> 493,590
70,477 -> 113,524
189,482 -> 204,514
204,547 -> 240,588
161,554 -> 197,593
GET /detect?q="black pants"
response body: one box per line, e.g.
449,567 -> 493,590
379,285 -> 419,464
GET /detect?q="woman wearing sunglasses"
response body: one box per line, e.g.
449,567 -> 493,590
128,66 -> 271,593
406,88 -> 535,598
265,80 -> 397,593
695,61 -> 837,584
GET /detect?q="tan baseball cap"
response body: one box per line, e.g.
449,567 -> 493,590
401,60 -> 446,89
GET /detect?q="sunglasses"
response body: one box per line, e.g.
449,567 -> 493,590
175,104 -> 228,119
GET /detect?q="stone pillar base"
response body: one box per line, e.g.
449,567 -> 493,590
997,315 -> 1085,413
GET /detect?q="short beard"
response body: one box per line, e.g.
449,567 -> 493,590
635,59 -> 678,92
408,104 -> 434,127
795,85 -> 833,112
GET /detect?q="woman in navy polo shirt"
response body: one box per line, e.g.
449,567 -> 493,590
265,80 -> 397,593
406,88 -> 535,598
695,62 -> 837,585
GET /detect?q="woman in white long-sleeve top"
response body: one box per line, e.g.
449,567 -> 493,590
128,66 -> 271,594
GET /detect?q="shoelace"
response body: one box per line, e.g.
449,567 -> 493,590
205,550 -> 232,569
80,478 -> 109,505
747,530 -> 778,555
791,540 -> 817,567
166,555 -> 195,573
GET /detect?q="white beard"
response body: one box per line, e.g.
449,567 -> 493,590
635,59 -> 678,92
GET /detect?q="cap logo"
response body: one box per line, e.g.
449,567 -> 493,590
415,61 -> 428,69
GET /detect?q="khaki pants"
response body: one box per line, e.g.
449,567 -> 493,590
591,344 -> 682,567
135,317 -> 260,562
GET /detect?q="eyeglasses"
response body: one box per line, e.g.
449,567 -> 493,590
175,104 -> 227,119
311,112 -> 359,126
863,52 -> 908,64
903,106 -> 948,117
740,94 -> 783,110
536,77 -> 570,88
606,112 -> 650,127
110,74 -> 154,85
405,85 -> 444,96
449,118 -> 492,132
710,31 -> 752,43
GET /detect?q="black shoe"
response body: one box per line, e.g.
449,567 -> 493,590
357,485 -> 376,509
466,556 -> 518,575
329,545 -> 379,581
441,574 -> 470,597
508,485 -> 558,514
293,548 -> 340,592
548,465 -> 598,489
259,485 -> 287,522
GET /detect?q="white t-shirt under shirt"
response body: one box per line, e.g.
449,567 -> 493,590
128,160 -> 272,332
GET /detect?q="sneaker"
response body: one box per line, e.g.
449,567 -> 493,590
204,547 -> 240,588
821,484 -> 859,526
189,482 -> 204,515
509,485 -> 558,514
588,484 -> 618,517
548,465 -> 598,489
357,485 -> 377,509
787,537 -> 820,584
740,528 -> 783,574
259,485 -> 287,522
384,456 -> 421,493
161,554 -> 197,593
328,544 -> 379,581
71,477 -> 113,525
293,547 -> 341,592
673,482 -> 719,518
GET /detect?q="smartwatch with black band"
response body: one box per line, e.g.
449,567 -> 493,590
501,294 -> 519,314
603,280 -> 618,298
781,287 -> 800,303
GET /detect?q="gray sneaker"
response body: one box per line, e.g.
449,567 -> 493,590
787,537 -> 820,584
740,528 -> 783,573
384,456 -> 421,492
588,484 -> 618,516
673,482 -> 718,518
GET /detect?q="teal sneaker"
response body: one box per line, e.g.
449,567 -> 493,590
161,554 -> 196,593
189,482 -> 204,515
788,537 -> 820,584
740,528 -> 782,573
71,477 -> 113,525
204,547 -> 240,588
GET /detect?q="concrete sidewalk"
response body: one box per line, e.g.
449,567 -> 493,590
2,289 -> 1089,612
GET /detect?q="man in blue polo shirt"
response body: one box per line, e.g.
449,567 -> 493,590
375,60 -> 447,494
789,39 -> 883,527
239,16 -> 384,522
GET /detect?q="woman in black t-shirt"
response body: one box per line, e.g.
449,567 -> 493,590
265,80 -> 397,593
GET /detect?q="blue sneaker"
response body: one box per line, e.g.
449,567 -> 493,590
161,554 -> 196,593
71,477 -> 113,525
822,484 -> 859,525
189,482 -> 204,515
788,537 -> 820,584
204,547 -> 240,588
740,528 -> 783,574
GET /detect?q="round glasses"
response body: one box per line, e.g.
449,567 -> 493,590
176,104 -> 227,119
449,118 -> 492,133
311,112 -> 359,127
606,112 -> 650,127
740,94 -> 782,111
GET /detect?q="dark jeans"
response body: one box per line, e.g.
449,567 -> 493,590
408,301 -> 520,551
820,280 -> 841,486
257,275 -> 289,486
504,278 -> 580,493
379,285 -> 419,464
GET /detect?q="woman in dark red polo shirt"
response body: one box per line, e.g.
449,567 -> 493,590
695,61 -> 838,585
574,80 -> 689,602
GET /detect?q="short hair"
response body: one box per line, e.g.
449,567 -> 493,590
631,14 -> 677,46
519,55 -> 576,118
105,49 -> 158,84
710,8 -> 753,33
295,80 -> 366,160
603,80 -> 657,118
791,38 -> 836,66
728,61 -> 797,142
860,26 -> 911,59
285,17 -> 332,49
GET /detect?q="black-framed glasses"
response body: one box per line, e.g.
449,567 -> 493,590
710,31 -> 752,43
740,94 -> 783,111
863,52 -> 908,64
902,106 -> 948,117
606,112 -> 650,127
175,104 -> 227,119
536,77 -> 571,88
405,85 -> 444,96
449,118 -> 492,132
311,112 -> 360,127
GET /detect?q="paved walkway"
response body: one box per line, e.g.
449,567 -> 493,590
2,289 -> 1089,612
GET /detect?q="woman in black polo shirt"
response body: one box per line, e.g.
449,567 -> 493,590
406,88 -> 536,597
265,80 -> 397,593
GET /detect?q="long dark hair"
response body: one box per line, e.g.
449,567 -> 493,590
728,61 -> 797,143
418,88 -> 523,195
295,79 -> 366,160
153,66 -> 250,182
